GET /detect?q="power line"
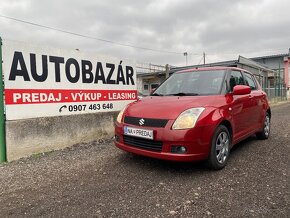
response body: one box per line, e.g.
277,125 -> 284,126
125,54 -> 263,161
0,14 -> 199,55
3,14 -> 285,58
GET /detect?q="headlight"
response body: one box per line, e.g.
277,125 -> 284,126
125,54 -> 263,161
172,108 -> 205,130
116,107 -> 126,123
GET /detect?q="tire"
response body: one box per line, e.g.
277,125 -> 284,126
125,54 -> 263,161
207,125 -> 231,170
256,112 -> 270,140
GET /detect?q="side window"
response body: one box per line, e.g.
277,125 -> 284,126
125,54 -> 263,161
229,71 -> 244,92
243,73 -> 257,90
151,84 -> 159,90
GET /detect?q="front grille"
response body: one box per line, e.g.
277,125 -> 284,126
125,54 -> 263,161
124,116 -> 168,128
123,135 -> 163,152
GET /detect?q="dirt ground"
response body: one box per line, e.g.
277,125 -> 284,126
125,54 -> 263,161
0,102 -> 289,217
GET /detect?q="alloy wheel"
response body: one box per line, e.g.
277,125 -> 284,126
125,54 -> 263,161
216,131 -> 229,164
264,115 -> 270,137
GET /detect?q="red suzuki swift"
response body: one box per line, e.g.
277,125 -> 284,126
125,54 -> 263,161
115,67 -> 271,169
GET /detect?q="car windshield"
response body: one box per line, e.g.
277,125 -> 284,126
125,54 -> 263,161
153,70 -> 225,96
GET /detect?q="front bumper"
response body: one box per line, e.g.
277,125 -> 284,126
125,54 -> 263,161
114,120 -> 216,162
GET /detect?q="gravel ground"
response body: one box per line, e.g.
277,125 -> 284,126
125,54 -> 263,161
0,102 -> 289,217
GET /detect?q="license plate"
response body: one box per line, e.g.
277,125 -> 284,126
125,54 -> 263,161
124,126 -> 153,140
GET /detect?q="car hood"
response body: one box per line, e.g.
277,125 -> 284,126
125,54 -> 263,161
125,96 -> 225,120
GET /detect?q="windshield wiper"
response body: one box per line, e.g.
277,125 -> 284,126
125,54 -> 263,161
167,92 -> 199,96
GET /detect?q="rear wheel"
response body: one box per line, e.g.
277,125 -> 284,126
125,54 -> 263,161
256,112 -> 270,140
207,125 -> 231,170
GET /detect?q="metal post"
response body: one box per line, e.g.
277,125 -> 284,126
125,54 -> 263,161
274,71 -> 277,96
0,37 -> 6,162
165,64 -> 169,79
183,52 -> 188,66
278,62 -> 281,96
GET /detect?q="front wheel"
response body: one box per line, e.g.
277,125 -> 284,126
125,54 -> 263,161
256,112 -> 270,140
207,125 -> 231,170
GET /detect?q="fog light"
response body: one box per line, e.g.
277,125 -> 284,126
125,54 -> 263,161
115,135 -> 120,142
171,146 -> 187,154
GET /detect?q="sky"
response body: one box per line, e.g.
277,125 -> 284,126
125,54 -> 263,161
0,0 -> 289,67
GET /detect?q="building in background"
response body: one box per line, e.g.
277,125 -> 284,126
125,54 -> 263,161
252,53 -> 290,92
137,52 -> 290,100
136,63 -> 170,96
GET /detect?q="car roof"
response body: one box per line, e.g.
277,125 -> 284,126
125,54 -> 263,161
176,66 -> 252,74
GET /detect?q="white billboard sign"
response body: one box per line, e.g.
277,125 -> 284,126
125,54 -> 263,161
2,40 -> 137,120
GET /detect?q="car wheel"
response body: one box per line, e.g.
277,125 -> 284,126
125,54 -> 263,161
207,125 -> 231,170
256,112 -> 270,140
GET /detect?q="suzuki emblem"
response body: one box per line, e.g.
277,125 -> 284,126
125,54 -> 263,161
139,118 -> 145,126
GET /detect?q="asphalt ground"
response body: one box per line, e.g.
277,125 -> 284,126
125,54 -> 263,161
0,101 -> 289,217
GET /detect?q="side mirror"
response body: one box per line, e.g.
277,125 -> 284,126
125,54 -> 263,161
232,85 -> 251,95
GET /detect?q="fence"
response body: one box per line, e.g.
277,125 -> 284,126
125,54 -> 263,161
263,87 -> 288,102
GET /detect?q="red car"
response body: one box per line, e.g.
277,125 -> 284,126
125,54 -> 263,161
115,67 -> 271,169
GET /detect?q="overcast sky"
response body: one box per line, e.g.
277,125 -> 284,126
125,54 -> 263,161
0,0 -> 289,67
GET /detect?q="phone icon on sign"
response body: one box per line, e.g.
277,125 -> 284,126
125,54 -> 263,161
59,105 -> 67,112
